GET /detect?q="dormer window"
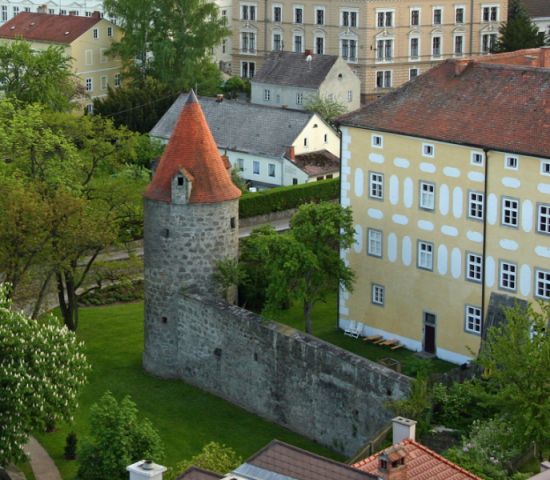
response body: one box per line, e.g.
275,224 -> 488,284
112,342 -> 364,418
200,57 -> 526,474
177,175 -> 184,186
379,459 -> 388,470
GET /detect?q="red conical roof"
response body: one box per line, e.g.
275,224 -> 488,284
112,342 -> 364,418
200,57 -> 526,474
145,91 -> 241,204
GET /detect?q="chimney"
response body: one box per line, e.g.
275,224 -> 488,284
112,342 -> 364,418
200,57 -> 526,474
216,93 -> 224,102
454,59 -> 471,76
91,11 -> 101,18
304,49 -> 312,57
37,4 -> 47,13
377,446 -> 408,480
287,146 -> 295,161
127,460 -> 166,480
539,46 -> 550,68
392,417 -> 416,444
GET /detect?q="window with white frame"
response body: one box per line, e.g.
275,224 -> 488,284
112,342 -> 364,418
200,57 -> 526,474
93,28 -> 99,39
264,89 -> 271,101
85,49 -> 93,66
241,4 -> 256,20
433,7 -> 442,25
372,284 -> 385,305
454,34 -> 464,55
241,61 -> 255,78
418,241 -> 434,270
341,39 -> 357,61
13,6 -> 19,15
100,76 -> 108,90
538,204 -> 550,234
294,6 -> 303,23
315,7 -> 324,25
376,70 -> 392,88
502,197 -> 519,227
499,261 -> 517,290
273,32 -> 282,51
535,269 -> 550,299
347,90 -> 353,102
1,6 -> 7,21
466,253 -> 483,282
114,73 -> 121,87
371,134 -> 383,148
482,5 -> 498,22
241,32 -> 256,53
323,133 -> 328,143
341,9 -> 358,27
49,8 -> 55,14
303,137 -> 308,147
367,228 -> 383,257
409,68 -> 419,79
505,155 -> 518,170
376,39 -> 393,62
293,34 -> 303,52
481,33 -> 497,53
422,143 -> 434,157
410,37 -> 419,59
471,151 -> 484,165
253,160 -> 260,174
296,92 -> 303,105
465,305 -> 482,334
468,191 -> 484,220
85,78 -> 93,92
369,172 -> 384,199
541,160 -> 550,176
86,104 -> 94,114
273,5 -> 282,22
268,163 -> 276,177
237,158 -> 244,171
107,26 -> 113,37
432,36 -> 442,58
315,36 -> 324,54
455,6 -> 465,23
376,9 -> 394,27
410,8 -> 420,26
419,182 -> 435,210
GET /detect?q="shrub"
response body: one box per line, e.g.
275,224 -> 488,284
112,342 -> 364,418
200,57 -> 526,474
239,179 -> 339,218
64,432 -> 78,460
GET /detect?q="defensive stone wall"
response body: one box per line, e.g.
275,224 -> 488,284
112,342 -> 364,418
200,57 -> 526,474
143,291 -> 412,457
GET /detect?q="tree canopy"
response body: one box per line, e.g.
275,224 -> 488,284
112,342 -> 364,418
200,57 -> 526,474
0,40 -> 79,111
304,95 -> 347,123
495,0 -> 547,52
0,284 -> 90,465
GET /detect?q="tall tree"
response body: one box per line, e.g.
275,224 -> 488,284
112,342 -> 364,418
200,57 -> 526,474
476,302 -> 550,460
495,0 -> 546,52
0,40 -> 79,111
0,284 -> 90,465
104,0 -> 229,89
304,95 -> 347,123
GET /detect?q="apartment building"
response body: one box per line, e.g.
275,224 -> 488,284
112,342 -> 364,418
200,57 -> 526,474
232,0 -> 508,99
0,0 -> 105,24
0,11 -> 122,112
337,58 -> 550,364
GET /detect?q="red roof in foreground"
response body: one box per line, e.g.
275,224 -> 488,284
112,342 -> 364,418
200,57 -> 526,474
145,91 -> 241,204
354,439 -> 481,480
474,47 -> 550,68
0,12 -> 102,44
339,59 -> 550,159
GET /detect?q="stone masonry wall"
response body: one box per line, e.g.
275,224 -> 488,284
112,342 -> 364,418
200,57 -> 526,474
143,292 -> 412,457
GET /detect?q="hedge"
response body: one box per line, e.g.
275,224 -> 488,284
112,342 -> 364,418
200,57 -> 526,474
239,178 -> 339,218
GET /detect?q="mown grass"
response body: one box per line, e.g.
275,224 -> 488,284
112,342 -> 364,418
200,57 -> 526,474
36,302 -> 340,480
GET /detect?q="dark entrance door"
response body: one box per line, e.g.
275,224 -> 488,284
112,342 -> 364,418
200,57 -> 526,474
423,313 -> 436,354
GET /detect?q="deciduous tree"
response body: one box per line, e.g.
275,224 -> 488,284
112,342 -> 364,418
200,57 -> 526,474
304,95 -> 347,123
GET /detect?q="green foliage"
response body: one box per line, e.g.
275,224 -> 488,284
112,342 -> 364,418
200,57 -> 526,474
94,77 -> 178,133
0,40 -> 78,111
167,442 -> 242,480
304,95 -> 347,123
64,432 -> 78,460
230,166 -> 248,193
104,0 -> 229,90
388,374 -> 432,436
495,0 -> 546,52
213,258 -> 247,302
222,77 -> 249,99
0,284 -> 90,465
475,302 -> 550,460
239,179 -> 339,218
77,391 -> 164,480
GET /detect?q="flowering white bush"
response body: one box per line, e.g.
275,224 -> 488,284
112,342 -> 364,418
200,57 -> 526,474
0,283 -> 90,465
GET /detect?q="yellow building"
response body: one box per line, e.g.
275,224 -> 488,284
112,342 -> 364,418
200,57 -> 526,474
337,58 -> 550,364
231,0 -> 508,100
0,10 -> 123,112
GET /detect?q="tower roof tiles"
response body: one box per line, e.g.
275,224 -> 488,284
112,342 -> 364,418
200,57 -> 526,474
145,91 -> 241,204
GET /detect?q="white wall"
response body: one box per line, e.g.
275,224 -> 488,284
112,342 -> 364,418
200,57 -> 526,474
318,57 -> 361,112
250,83 -> 317,110
0,0 -> 105,24
292,114 -> 340,157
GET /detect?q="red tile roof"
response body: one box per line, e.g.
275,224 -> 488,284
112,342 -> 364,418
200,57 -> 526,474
353,439 -> 482,480
145,91 -> 242,204
338,59 -> 550,159
0,12 -> 102,44
474,47 -> 550,67
293,150 -> 340,177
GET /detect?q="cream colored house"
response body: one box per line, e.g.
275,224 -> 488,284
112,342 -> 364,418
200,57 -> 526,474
232,0 -> 508,100
337,58 -> 550,364
0,0 -> 105,25
0,10 -> 123,112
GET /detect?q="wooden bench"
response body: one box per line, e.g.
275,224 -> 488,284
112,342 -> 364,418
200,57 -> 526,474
363,335 -> 382,343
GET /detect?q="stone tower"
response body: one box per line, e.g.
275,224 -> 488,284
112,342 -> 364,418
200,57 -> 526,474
143,91 -> 241,376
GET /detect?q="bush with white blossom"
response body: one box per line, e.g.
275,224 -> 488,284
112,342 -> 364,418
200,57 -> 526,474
0,283 -> 90,465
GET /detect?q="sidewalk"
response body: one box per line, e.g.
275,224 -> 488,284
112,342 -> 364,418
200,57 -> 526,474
23,437 -> 62,480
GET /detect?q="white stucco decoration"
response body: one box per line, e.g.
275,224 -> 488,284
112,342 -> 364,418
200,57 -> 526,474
437,244 -> 448,275
487,194 -> 498,225
502,177 -> 521,189
354,168 -> 364,197
441,225 -> 459,237
535,245 -> 550,258
417,220 -> 434,231
499,239 -> 519,251
520,264 -> 531,297
420,162 -> 436,173
369,153 -> 384,164
522,200 -> 533,232
452,187 -> 463,219
468,172 -> 485,183
451,248 -> 461,279
467,231 -> 483,243
443,166 -> 460,178
439,184 -> 449,216
390,175 -> 399,205
537,183 -> 550,194
388,233 -> 398,263
485,256 -> 495,287
368,208 -> 384,219
403,177 -> 414,208
394,158 -> 410,169
392,214 -> 409,225
402,236 -> 412,266
353,224 -> 362,253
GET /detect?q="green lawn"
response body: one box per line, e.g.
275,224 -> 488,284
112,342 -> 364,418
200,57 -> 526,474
36,302 -> 341,480
266,294 -> 455,377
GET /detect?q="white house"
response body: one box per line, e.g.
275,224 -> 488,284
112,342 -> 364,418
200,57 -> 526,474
150,93 -> 340,189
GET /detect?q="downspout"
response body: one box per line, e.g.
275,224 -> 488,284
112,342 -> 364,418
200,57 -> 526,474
481,148 -> 489,343
264,0 -> 268,58
336,123 -> 343,330
469,0 -> 474,55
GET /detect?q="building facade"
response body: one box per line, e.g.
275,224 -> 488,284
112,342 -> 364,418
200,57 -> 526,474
0,11 -> 122,112
0,0 -> 106,24
522,0 -> 550,42
338,59 -> 550,364
232,0 -> 508,98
